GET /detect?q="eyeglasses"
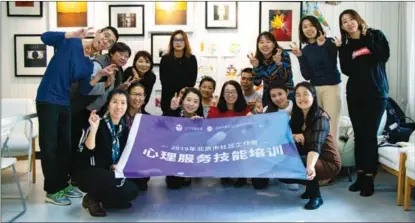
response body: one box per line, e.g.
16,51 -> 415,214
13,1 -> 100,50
224,91 -> 237,96
117,52 -> 130,59
131,93 -> 145,98
102,32 -> 116,46
173,39 -> 184,44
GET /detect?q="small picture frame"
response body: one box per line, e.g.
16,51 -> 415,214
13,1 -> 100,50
205,2 -> 238,29
7,1 -> 43,17
109,5 -> 145,37
150,33 -> 172,65
14,34 -> 54,77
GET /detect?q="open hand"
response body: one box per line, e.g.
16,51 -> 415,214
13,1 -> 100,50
289,42 -> 302,57
247,53 -> 259,68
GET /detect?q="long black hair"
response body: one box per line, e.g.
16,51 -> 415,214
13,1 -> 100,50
180,87 -> 204,117
265,81 -> 289,113
217,80 -> 247,113
290,82 -> 328,133
255,31 -> 282,64
299,15 -> 324,44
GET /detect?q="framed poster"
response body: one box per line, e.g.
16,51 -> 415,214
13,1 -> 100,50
259,1 -> 302,50
48,2 -> 95,31
14,35 -> 54,77
205,2 -> 238,29
109,5 -> 145,36
150,33 -> 172,65
7,1 -> 43,17
150,2 -> 194,32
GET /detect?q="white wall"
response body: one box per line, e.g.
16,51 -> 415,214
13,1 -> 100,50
0,1 -> 406,116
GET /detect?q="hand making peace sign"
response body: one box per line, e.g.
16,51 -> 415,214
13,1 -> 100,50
272,48 -> 283,65
317,31 -> 326,46
247,53 -> 259,68
289,42 -> 302,57
170,92 -> 181,110
332,36 -> 342,47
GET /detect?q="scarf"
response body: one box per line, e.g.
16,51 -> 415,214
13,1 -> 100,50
103,113 -> 124,164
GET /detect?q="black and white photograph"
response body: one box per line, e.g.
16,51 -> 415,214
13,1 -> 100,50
109,5 -> 144,36
14,34 -> 53,77
206,2 -> 237,29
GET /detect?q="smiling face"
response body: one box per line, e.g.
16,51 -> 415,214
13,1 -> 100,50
135,56 -> 151,74
341,13 -> 360,34
223,84 -> 238,105
200,80 -> 214,99
295,86 -> 314,111
182,92 -> 200,114
240,72 -> 254,91
172,33 -> 185,51
258,35 -> 275,57
111,51 -> 129,67
129,86 -> 145,112
301,19 -> 318,41
270,88 -> 288,108
108,93 -> 128,121
92,29 -> 117,51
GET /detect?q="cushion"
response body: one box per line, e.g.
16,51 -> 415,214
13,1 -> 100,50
378,145 -> 403,171
1,133 -> 31,156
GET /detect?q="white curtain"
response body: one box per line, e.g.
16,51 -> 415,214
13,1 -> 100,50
406,2 -> 415,120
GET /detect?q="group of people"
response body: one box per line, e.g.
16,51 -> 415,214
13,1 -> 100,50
34,8 -> 390,217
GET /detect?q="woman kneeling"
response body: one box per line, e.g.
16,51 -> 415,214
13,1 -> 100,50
285,82 -> 341,210
73,89 -> 139,217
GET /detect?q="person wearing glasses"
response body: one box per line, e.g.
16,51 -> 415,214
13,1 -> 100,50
123,51 -> 156,111
159,30 -> 198,116
36,27 -> 119,206
70,42 -> 132,183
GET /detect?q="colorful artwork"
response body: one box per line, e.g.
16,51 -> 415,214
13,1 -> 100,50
155,2 -> 187,25
269,10 -> 293,41
117,13 -> 136,28
56,2 -> 87,27
302,2 -> 330,30
226,64 -> 238,78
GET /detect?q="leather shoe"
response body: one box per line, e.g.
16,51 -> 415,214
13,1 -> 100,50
349,172 -> 364,192
82,194 -> 107,217
304,197 -> 323,210
301,191 -> 311,199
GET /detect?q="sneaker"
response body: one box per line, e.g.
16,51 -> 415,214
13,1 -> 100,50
64,185 -> 83,198
46,190 -> 71,206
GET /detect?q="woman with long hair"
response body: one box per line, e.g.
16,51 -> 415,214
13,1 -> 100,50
284,82 -> 341,210
338,9 -> 390,196
248,31 -> 294,106
160,30 -> 198,116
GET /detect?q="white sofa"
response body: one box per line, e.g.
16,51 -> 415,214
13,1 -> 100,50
404,133 -> 415,211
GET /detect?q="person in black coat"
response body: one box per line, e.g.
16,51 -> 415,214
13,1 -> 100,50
160,30 -> 198,116
123,51 -> 156,110
73,89 -> 138,217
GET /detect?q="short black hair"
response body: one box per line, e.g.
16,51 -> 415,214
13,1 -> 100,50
299,16 -> 324,44
180,87 -> 204,117
241,67 -> 253,74
132,51 -> 154,73
199,76 -> 216,90
109,42 -> 131,57
102,26 -> 119,41
98,89 -> 129,116
265,81 -> 288,113
217,80 -> 247,113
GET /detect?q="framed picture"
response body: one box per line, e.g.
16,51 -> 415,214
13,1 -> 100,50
109,5 -> 145,37
150,33 -> 172,65
48,2 -> 95,31
150,2 -> 194,32
259,1 -> 302,50
14,35 -> 54,77
205,2 -> 238,29
7,1 -> 43,17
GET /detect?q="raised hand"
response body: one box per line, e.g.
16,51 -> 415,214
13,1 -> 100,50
317,31 -> 326,46
332,36 -> 342,47
67,27 -> 94,39
88,110 -> 100,130
289,42 -> 302,57
97,64 -> 118,77
272,48 -> 283,65
170,92 -> 181,110
247,53 -> 259,68
117,76 -> 138,91
132,67 -> 141,82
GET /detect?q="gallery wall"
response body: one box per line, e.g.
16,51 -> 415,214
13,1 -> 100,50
0,1 -> 407,116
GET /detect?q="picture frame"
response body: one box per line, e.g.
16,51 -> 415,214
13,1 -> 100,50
150,33 -> 172,65
150,2 -> 194,33
14,34 -> 54,77
205,2 -> 238,29
7,1 -> 43,17
109,5 -> 145,37
259,1 -> 302,50
48,2 -> 95,31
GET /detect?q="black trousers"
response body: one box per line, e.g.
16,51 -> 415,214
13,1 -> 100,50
70,108 -> 90,177
165,176 -> 190,188
347,97 -> 387,174
280,156 -> 321,198
74,168 -> 139,205
36,102 -> 71,194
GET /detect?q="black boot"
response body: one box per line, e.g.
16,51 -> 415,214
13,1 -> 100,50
349,171 -> 364,192
360,175 -> 375,197
304,197 -> 324,210
82,194 -> 107,217
301,190 -> 311,199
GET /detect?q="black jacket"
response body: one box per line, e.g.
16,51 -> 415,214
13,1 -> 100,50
339,28 -> 390,100
123,66 -> 156,107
